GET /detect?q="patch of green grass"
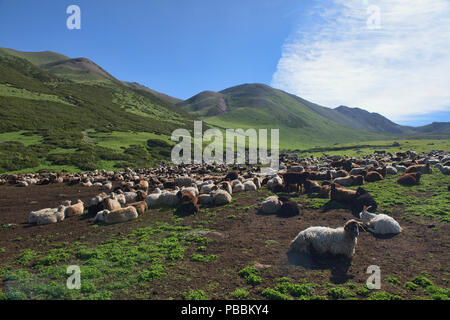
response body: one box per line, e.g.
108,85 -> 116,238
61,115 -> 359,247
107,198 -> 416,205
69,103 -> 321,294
327,286 -> 355,300
387,276 -> 401,285
356,286 -> 370,297
367,291 -> 403,300
261,288 -> 292,300
190,254 -> 218,263
16,249 -> 38,265
405,281 -> 419,291
230,288 -> 249,300
182,290 -> 208,300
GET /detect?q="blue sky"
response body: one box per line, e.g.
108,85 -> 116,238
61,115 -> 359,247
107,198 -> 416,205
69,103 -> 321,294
0,0 -> 449,126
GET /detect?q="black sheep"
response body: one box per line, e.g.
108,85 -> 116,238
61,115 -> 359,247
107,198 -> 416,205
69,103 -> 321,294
350,187 -> 377,216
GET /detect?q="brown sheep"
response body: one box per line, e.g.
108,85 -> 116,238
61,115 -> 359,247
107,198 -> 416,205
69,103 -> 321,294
176,191 -> 199,216
329,183 -> 357,204
135,180 -> 149,191
304,180 -> 322,193
308,171 -> 331,180
282,172 -> 310,193
128,201 -> 148,215
397,172 -> 421,186
277,196 -> 301,217
224,171 -> 239,181
365,171 -> 384,182
64,199 -> 85,217
351,175 -> 365,186
406,163 -> 432,174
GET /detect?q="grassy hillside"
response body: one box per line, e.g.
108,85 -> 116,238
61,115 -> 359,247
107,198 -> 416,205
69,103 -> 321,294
0,50 -> 193,173
185,84 -> 391,149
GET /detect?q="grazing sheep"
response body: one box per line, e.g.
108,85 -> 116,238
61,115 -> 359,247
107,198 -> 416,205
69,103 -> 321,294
260,195 -> 281,214
359,206 -> 402,235
397,172 -> 421,186
289,219 -> 363,258
212,189 -> 232,206
350,187 -> 377,216
128,201 -> 148,215
365,171 -> 384,182
99,206 -> 138,224
64,199 -> 84,217
277,196 -> 301,217
177,190 -> 199,215
329,183 -> 357,204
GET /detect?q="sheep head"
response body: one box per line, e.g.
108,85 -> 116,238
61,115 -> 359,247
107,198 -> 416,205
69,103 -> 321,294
344,219 -> 365,238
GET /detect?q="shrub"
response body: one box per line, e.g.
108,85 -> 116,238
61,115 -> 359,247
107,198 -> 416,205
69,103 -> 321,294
231,288 -> 249,300
182,290 -> 208,300
261,288 -> 292,300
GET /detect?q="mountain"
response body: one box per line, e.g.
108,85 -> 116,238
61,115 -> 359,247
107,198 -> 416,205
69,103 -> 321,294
178,83 -> 449,144
178,83 -> 390,149
0,48 -> 193,173
124,82 -> 182,105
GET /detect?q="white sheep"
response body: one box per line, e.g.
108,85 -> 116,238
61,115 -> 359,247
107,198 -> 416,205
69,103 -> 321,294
289,220 -> 363,258
359,206 -> 402,235
260,196 -> 281,214
29,205 -> 66,225
212,189 -> 232,206
232,182 -> 245,193
244,180 -> 257,191
267,176 -> 283,190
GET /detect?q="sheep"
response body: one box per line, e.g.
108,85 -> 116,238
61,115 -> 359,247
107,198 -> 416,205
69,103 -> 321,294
435,163 -> 450,175
128,201 -> 148,215
197,194 -> 213,206
158,190 -> 180,207
97,206 -> 138,224
386,166 -> 398,175
289,219 -> 363,258
212,189 -> 232,206
135,180 -> 149,191
175,176 -> 194,187
349,167 -> 367,176
64,199 -> 84,217
267,175 -> 283,191
329,183 -> 357,204
397,172 -> 421,186
180,185 -> 199,197
359,206 -> 402,235
224,171 -> 239,181
200,183 -> 216,194
349,187 -> 377,216
282,172 -> 310,193
176,190 -> 199,215
365,171 -> 384,182
333,175 -> 364,187
303,180 -> 322,194
277,196 -> 301,217
406,163 -> 432,174
244,180 -> 257,191
232,181 -> 245,193
29,205 -> 66,225
218,181 -> 233,195
259,196 -> 281,214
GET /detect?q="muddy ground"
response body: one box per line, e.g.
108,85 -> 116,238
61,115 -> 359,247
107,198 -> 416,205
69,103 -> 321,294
0,183 -> 449,299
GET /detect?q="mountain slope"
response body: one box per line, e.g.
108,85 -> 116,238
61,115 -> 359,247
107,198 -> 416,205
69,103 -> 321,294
0,49 -> 193,172
179,83 -> 391,148
124,82 -> 182,105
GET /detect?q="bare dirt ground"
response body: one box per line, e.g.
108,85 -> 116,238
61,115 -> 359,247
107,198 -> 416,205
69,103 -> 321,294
0,183 -> 449,299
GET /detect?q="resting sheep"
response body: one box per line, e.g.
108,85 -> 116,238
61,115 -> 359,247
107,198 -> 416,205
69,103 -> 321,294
277,196 -> 301,217
259,195 -> 281,214
359,206 -> 402,235
64,199 -> 84,217
397,172 -> 421,186
289,219 -> 363,258
94,206 -> 138,224
28,205 -> 66,225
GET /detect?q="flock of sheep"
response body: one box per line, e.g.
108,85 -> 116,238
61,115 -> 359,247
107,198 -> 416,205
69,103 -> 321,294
1,148 -> 449,261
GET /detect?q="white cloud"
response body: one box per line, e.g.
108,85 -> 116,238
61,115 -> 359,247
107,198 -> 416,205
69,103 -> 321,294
271,0 -> 450,122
